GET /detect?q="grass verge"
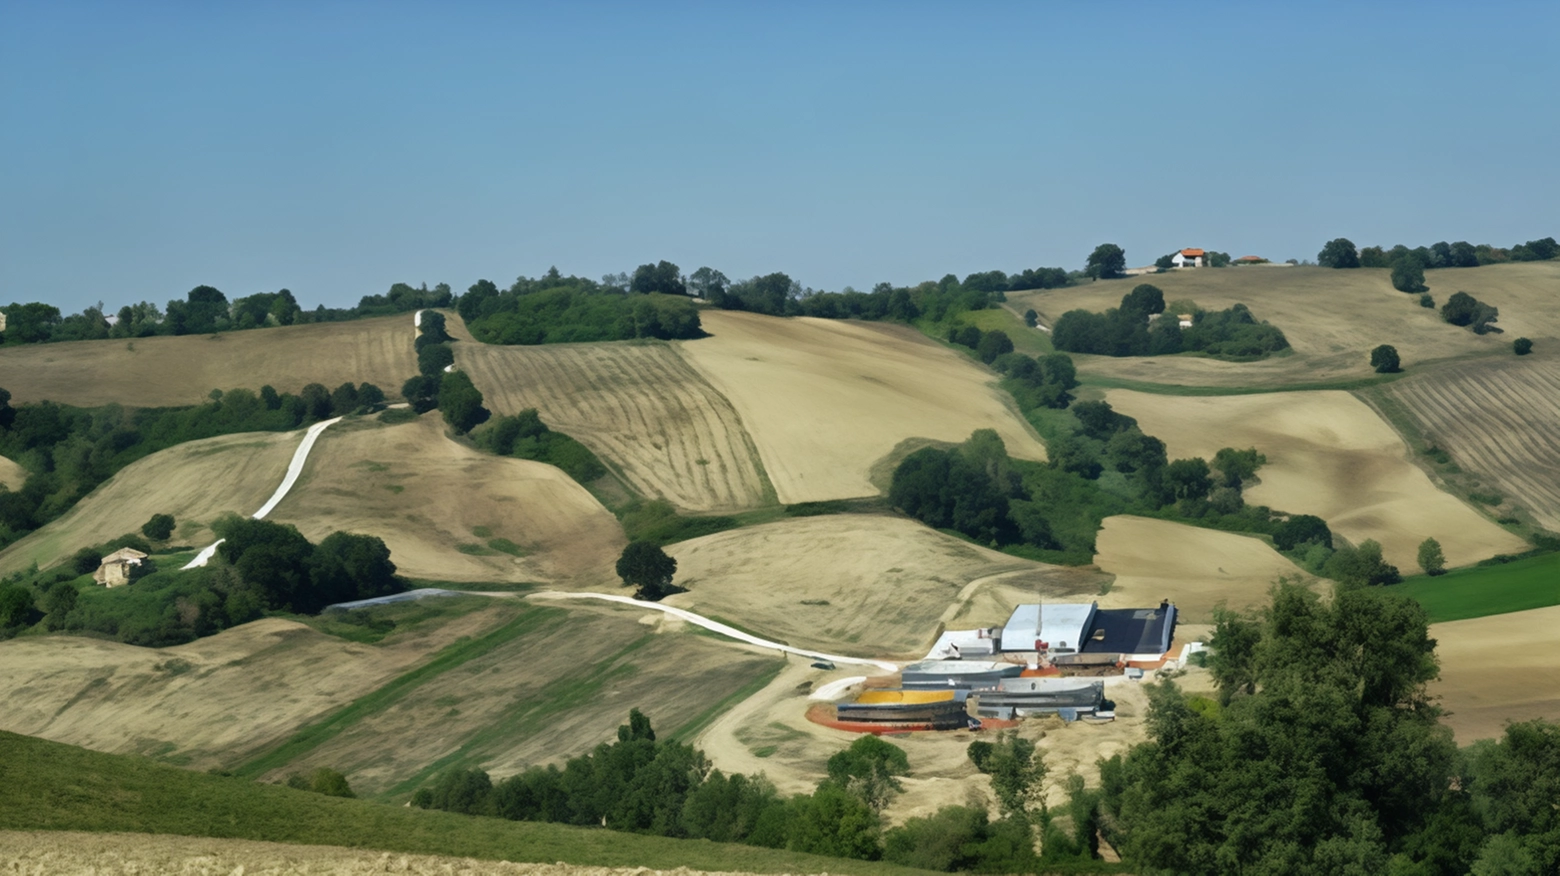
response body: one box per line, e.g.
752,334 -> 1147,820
1394,552 -> 1560,623
231,604 -> 556,778
0,731 -> 928,875
668,660 -> 786,744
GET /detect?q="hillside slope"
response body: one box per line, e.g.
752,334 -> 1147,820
1430,604 -> 1560,742
679,310 -> 1048,504
1014,262 -> 1560,389
1105,388 -> 1527,568
0,429 -> 302,575
268,413 -> 625,584
456,338 -> 771,511
0,315 -> 418,407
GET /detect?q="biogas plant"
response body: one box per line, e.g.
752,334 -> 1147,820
812,600 -> 1186,733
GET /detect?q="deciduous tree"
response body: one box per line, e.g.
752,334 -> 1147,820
615,541 -> 678,600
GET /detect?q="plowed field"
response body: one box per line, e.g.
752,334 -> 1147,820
679,310 -> 1047,504
1385,355 -> 1560,531
268,414 -> 624,584
1104,389 -> 1527,569
0,430 -> 302,575
1430,605 -> 1560,742
0,316 -> 418,407
456,341 -> 770,511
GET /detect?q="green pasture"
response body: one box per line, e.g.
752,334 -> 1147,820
1395,552 -> 1560,623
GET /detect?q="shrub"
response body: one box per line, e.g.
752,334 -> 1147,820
1391,259 -> 1427,293
1514,337 -> 1533,356
1419,293 -> 1435,309
1318,238 -> 1360,268
1370,344 -> 1401,373
141,513 -> 176,541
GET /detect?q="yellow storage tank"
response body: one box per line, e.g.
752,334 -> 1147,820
855,689 -> 957,705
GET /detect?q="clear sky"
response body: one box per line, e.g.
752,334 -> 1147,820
3,1 -> 1557,313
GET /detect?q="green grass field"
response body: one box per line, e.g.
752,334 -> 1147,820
1395,552 -> 1560,623
0,730 -> 928,875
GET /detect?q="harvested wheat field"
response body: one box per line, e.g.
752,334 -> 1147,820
455,338 -> 769,511
0,315 -> 417,408
0,830 -> 815,876
1105,389 -> 1527,569
1092,515 -> 1310,622
1385,353 -> 1560,530
0,604 -> 517,770
0,430 -> 303,576
0,453 -> 25,490
1430,605 -> 1560,743
678,310 -> 1046,504
1424,260 -> 1560,343
1011,264 -> 1528,389
662,514 -> 1104,658
268,413 -> 624,584
274,601 -> 780,795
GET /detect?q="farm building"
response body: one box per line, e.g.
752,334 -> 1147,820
92,547 -> 148,587
998,600 -> 1177,665
1170,248 -> 1205,268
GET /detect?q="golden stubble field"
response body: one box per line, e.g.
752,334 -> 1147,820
273,600 -> 780,795
678,310 -> 1047,504
0,830 -> 806,876
455,338 -> 770,512
269,414 -> 625,585
661,514 -> 1106,658
0,604 -> 517,770
1430,605 -> 1560,743
1011,262 -> 1560,388
0,430 -> 302,576
1104,388 -> 1527,569
0,315 -> 419,407
0,453 -> 27,490
1385,352 -> 1560,531
1091,515 -> 1311,622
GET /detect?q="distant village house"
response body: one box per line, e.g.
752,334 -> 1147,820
1170,248 -> 1205,268
93,547 -> 148,587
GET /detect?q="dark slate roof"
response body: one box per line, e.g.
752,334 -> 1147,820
1080,604 -> 1175,654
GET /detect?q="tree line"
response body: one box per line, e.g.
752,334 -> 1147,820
1050,283 -> 1290,360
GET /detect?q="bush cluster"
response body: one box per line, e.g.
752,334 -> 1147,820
471,409 -> 605,483
1051,284 -> 1288,360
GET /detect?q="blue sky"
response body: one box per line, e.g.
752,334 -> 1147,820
3,1 -> 1557,312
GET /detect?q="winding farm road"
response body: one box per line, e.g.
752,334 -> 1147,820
182,416 -> 344,569
527,590 -> 900,671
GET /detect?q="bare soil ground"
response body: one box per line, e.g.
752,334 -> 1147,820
1430,605 -> 1560,743
0,453 -> 27,490
0,604 -> 517,770
1092,515 -> 1311,622
1012,263 -> 1560,389
1385,352 -> 1560,530
0,830 -> 808,876
0,316 -> 418,407
0,430 -> 302,575
1104,389 -> 1527,569
456,338 -> 770,512
278,600 -> 780,795
677,311 -> 1047,504
661,515 -> 1106,659
269,414 -> 624,585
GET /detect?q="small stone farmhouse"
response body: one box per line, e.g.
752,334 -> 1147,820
93,547 -> 148,587
1170,248 -> 1205,268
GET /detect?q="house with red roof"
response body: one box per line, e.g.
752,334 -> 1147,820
1170,248 -> 1205,268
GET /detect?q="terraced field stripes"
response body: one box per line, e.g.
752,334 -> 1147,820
456,342 -> 771,511
1385,357 -> 1560,530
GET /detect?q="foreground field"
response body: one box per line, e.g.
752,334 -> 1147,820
1383,353 -> 1560,531
0,429 -> 302,575
0,733 -> 918,876
662,514 -> 1105,658
267,599 -> 780,796
0,315 -> 418,407
678,310 -> 1047,504
456,338 -> 770,511
1105,388 -> 1527,569
1430,604 -> 1560,743
1012,263 -> 1560,389
1091,515 -> 1310,622
0,604 -> 517,770
269,413 -> 624,584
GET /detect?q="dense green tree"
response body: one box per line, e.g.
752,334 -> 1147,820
417,342 -> 454,376
141,513 -> 176,541
1085,244 -> 1126,280
1392,259 -> 1428,293
1072,400 -> 1134,441
1164,457 -> 1213,500
1120,283 -> 1165,317
1211,447 -> 1265,489
306,767 -> 355,798
786,782 -> 883,860
1154,253 -> 1177,270
1514,337 -> 1533,355
826,735 -> 910,811
615,541 -> 678,600
0,583 -> 36,627
329,382 -> 359,416
299,383 -> 334,421
437,371 -> 489,434
968,732 -> 1046,818
974,329 -> 1013,363
1319,237 -> 1361,268
0,387 -> 13,430
400,374 -> 440,413
1022,308 -> 1037,328
1418,537 -> 1446,576
0,302 -> 64,344
1359,246 -> 1391,268
686,266 -> 729,300
215,518 -> 316,612
307,531 -> 398,610
1442,291 -> 1500,333
1273,514 -> 1333,551
1465,720 -> 1560,873
1325,538 -> 1401,586
1105,427 -> 1167,475
630,260 -> 686,296
1371,344 -> 1402,373
1420,293 -> 1436,308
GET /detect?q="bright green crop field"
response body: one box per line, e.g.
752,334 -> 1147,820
1395,552 -> 1560,624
